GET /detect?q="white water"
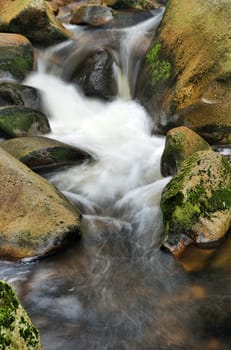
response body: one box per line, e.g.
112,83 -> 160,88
25,70 -> 169,249
24,11 -> 170,251
2,11 -> 231,350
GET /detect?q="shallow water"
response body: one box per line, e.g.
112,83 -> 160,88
1,11 -> 231,350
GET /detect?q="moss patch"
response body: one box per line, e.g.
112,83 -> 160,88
146,43 -> 171,82
0,280 -> 41,349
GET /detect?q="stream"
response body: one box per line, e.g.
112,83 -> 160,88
1,9 -> 231,350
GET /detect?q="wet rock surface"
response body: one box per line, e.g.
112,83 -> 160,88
161,150 -> 231,257
0,136 -> 92,172
70,49 -> 117,100
0,81 -> 42,110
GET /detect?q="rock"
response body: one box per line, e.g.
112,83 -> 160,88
0,280 -> 42,349
161,126 -> 211,176
0,0 -> 72,46
0,147 -> 81,260
70,5 -> 114,26
112,0 -> 163,10
136,0 -> 231,144
70,49 -> 117,99
0,33 -> 34,81
0,136 -> 92,172
0,106 -> 50,138
0,81 -> 42,110
161,150 -> 231,257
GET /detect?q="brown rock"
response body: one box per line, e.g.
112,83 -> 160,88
0,148 -> 81,260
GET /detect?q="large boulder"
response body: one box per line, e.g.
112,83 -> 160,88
0,136 -> 92,172
0,81 -> 42,110
161,150 -> 231,257
0,148 -> 81,260
0,106 -> 50,138
0,280 -> 42,349
136,0 -> 231,144
161,126 -> 211,176
0,33 -> 34,81
0,0 -> 71,46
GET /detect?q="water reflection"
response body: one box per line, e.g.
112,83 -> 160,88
1,225 -> 231,349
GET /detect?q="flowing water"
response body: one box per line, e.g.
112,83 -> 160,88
1,10 -> 231,350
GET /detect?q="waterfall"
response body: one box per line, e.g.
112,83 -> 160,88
1,9 -> 228,350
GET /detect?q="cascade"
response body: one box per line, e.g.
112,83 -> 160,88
0,9 -> 230,350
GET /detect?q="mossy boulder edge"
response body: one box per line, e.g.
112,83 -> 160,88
161,150 -> 231,257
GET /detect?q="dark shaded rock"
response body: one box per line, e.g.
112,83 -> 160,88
0,106 -> 50,138
71,49 -> 117,100
0,33 -> 34,81
0,81 -> 42,110
0,136 -> 92,172
135,0 -> 231,144
161,150 -> 231,257
161,126 -> 211,176
70,5 -> 114,26
0,0 -> 72,46
0,147 -> 81,260
0,280 -> 42,349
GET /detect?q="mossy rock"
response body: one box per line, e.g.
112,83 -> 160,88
0,0 -> 72,46
0,147 -> 81,260
0,33 -> 34,81
161,150 -> 231,257
161,126 -> 211,176
0,280 -> 42,349
136,0 -> 231,144
0,136 -> 92,172
0,81 -> 42,110
0,106 -> 50,138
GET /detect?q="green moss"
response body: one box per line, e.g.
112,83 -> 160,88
146,43 -> 171,82
161,151 -> 231,240
0,106 -> 50,137
0,280 -> 41,349
0,45 -> 33,80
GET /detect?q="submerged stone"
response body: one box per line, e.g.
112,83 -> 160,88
0,148 -> 81,260
161,150 -> 231,257
0,106 -> 50,138
136,0 -> 231,144
161,126 -> 211,176
0,0 -> 71,46
0,136 -> 92,172
0,280 -> 42,349
0,33 -> 34,81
